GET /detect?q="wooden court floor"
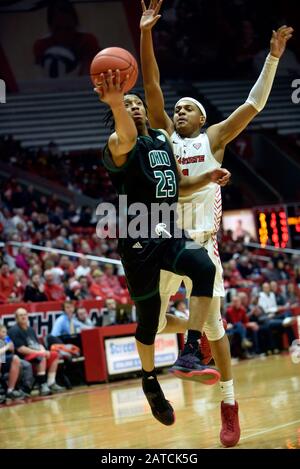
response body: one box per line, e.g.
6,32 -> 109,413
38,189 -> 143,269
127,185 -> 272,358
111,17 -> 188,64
0,354 -> 299,449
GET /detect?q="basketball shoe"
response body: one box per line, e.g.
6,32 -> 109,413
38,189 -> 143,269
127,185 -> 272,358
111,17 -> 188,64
142,376 -> 175,426
169,343 -> 220,385
220,400 -> 240,447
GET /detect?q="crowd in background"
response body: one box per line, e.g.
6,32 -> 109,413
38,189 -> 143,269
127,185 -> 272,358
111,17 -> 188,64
154,0 -> 300,80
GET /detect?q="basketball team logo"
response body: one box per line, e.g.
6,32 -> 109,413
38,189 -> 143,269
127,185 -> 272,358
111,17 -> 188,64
0,79 -> 6,103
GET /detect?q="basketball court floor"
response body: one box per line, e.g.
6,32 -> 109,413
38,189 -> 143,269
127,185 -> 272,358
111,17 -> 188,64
1,354 -> 299,449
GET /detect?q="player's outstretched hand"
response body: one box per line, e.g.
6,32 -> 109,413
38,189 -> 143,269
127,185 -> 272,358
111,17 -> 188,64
270,25 -> 294,59
210,168 -> 231,186
140,0 -> 163,30
94,69 -> 129,107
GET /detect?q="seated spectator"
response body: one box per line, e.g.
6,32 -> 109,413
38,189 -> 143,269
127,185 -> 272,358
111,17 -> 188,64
99,298 -> 117,326
226,296 -> 258,353
262,262 -> 281,282
76,306 -> 94,329
8,308 -> 64,396
248,297 -> 279,354
68,276 -> 92,301
75,257 -> 90,279
0,324 -> 25,400
51,300 -> 83,337
286,282 -> 300,307
270,281 -> 287,307
44,271 -> 66,301
258,282 -> 296,348
172,300 -> 189,320
103,263 -> 126,296
23,273 -> 48,302
258,282 -> 279,317
237,291 -> 250,313
0,263 -> 15,303
89,269 -> 119,302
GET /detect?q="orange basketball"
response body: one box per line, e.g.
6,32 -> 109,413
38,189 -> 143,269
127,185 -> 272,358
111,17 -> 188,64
90,47 -> 138,93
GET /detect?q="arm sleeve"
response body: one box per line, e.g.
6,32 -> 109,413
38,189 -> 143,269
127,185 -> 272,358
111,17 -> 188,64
246,54 -> 279,112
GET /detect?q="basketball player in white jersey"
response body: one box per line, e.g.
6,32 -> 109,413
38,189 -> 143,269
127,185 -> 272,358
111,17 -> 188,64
139,0 -> 293,447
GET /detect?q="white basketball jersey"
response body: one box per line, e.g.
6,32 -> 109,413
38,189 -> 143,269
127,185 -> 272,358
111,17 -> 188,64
172,131 -> 222,237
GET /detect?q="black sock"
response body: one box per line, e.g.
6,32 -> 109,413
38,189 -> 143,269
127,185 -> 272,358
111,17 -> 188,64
182,330 -> 202,355
142,369 -> 159,392
142,368 -> 157,380
36,374 -> 46,385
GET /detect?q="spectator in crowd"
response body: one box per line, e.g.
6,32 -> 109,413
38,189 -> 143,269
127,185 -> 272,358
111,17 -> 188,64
262,262 -> 282,282
51,300 -> 83,337
44,271 -> 66,301
0,324 -> 25,400
76,307 -> 94,329
8,308 -> 64,396
23,273 -> 48,302
172,300 -> 189,320
258,282 -> 281,317
66,276 -> 92,301
270,281 -> 287,308
75,257 -> 90,279
258,282 -> 296,347
226,296 -> 257,353
0,263 -> 15,303
103,264 -> 126,296
100,298 -> 117,327
248,296 -> 279,354
286,282 -> 300,307
89,269 -> 125,303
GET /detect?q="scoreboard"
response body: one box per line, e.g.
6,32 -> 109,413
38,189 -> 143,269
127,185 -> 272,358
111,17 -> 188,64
254,204 -> 300,249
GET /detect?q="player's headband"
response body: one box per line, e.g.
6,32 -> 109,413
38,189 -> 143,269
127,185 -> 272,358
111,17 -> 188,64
175,97 -> 207,119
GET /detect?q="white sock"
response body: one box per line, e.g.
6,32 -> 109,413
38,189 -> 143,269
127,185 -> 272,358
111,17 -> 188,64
7,388 -> 14,393
47,372 -> 56,387
220,379 -> 235,405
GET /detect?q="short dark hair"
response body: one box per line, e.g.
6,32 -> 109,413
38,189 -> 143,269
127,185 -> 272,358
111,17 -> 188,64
173,300 -> 185,309
103,92 -> 148,131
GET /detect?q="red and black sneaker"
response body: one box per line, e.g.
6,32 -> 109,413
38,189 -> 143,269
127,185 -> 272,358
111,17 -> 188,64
169,348 -> 220,385
220,400 -> 241,447
142,378 -> 175,426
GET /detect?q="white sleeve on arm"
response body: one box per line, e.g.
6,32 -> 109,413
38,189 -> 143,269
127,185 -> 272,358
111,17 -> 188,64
246,54 -> 279,112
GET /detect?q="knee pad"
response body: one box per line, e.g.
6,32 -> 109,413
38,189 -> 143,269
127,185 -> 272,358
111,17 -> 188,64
203,297 -> 225,341
135,324 -> 156,345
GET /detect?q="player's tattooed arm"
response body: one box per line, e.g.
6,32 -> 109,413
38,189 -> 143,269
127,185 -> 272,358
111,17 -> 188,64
140,0 -> 174,135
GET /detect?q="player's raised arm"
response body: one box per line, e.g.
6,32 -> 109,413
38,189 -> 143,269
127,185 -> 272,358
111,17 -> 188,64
140,0 -> 174,134
94,69 -> 138,167
207,26 -> 294,153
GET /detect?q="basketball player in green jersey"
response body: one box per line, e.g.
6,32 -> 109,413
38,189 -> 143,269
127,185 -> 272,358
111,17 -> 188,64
94,69 -> 230,426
